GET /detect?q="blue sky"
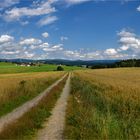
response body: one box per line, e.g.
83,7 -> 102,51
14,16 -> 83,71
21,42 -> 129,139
0,0 -> 140,60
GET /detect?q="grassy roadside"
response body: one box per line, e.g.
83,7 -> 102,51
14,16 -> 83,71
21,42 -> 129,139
0,75 -> 68,140
0,73 -> 64,117
64,76 -> 140,139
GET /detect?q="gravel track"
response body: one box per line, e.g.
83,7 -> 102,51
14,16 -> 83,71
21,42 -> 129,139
36,73 -> 71,140
0,73 -> 67,133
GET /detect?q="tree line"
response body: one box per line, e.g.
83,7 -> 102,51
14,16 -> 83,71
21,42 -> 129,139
89,59 -> 140,69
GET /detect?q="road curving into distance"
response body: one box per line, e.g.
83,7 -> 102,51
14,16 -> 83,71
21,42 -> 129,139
0,73 -> 68,133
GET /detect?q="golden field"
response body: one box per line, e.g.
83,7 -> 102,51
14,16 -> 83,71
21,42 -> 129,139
0,71 -> 65,116
0,71 -> 65,96
64,68 -> 140,139
0,74 -> 67,139
75,68 -> 140,103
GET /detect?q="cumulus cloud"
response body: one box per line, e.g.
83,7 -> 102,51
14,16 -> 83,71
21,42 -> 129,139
0,39 -> 24,59
119,45 -> 129,51
118,29 -> 140,51
0,0 -> 19,9
38,16 -> 58,26
39,42 -> 50,48
19,38 -> 42,45
60,36 -> 68,41
43,44 -> 63,52
65,0 -> 91,5
1,50 -> 19,55
1,29 -> 140,60
1,0 -> 93,25
117,29 -> 135,37
3,1 -> 56,21
85,51 -> 101,59
20,21 -> 29,26
42,32 -> 49,38
24,51 -> 35,58
52,44 -> 63,50
64,50 -> 86,59
104,48 -> 118,55
0,35 -> 14,44
137,5 -> 140,12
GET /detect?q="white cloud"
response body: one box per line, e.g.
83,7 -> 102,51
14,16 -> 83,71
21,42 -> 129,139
20,38 -> 42,45
117,29 -> 135,37
24,51 -> 35,58
120,45 -> 129,51
3,1 -> 56,21
0,35 -> 14,44
1,50 -> 19,55
52,44 -> 63,50
64,50 -> 75,55
42,32 -> 49,38
64,50 -> 85,59
38,16 -> 58,26
137,5 -> 140,12
43,44 -> 63,52
40,42 -> 50,48
60,36 -> 68,41
104,48 -> 118,55
1,29 -> 140,60
85,51 -> 102,59
111,29 -> 140,59
118,29 -> 140,51
20,21 -> 29,26
65,0 -> 91,5
0,0 -> 19,9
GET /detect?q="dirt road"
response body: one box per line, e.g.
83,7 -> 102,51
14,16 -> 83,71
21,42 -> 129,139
36,73 -> 71,140
0,74 -> 67,133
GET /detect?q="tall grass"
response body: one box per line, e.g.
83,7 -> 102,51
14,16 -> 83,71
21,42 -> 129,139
0,75 -> 67,140
0,72 -> 65,116
64,69 -> 140,139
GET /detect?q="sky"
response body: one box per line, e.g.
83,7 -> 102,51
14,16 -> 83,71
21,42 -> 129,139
0,0 -> 140,60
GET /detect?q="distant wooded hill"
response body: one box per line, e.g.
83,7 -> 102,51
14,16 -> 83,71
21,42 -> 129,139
90,59 -> 140,69
0,59 -> 118,66
0,58 -> 140,68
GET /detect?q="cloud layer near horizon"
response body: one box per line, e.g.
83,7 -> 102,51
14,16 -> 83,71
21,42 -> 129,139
0,0 -> 139,60
0,29 -> 140,60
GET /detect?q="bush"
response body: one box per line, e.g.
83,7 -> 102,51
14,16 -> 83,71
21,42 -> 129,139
57,66 -> 64,71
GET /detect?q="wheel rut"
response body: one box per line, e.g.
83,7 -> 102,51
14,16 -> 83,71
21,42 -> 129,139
36,73 -> 71,140
0,74 -> 67,133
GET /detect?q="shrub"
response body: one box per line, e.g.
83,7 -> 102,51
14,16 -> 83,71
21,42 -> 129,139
57,66 -> 64,71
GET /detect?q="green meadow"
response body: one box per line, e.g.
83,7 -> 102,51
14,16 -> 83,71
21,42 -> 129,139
0,62 -> 82,74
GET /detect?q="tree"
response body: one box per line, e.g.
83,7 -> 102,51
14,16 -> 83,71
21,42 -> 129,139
57,65 -> 64,71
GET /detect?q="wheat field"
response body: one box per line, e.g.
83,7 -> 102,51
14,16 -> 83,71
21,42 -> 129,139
0,71 -> 65,116
75,68 -> 140,104
64,68 -> 140,139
